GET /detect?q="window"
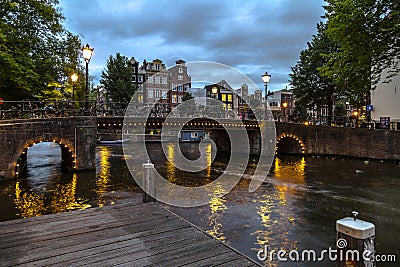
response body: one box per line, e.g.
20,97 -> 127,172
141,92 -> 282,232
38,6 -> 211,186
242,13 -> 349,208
178,85 -> 183,92
148,90 -> 153,98
227,94 -> 232,102
178,95 -> 182,103
179,67 -> 183,73
223,103 -> 227,110
178,75 -> 183,81
221,94 -> 226,102
184,84 -> 190,92
155,90 -> 160,98
162,90 -> 167,99
159,77 -> 163,84
138,95 -> 143,102
173,94 -> 178,103
138,76 -> 143,83
132,76 -> 136,82
191,132 -> 198,138
171,83 -> 176,91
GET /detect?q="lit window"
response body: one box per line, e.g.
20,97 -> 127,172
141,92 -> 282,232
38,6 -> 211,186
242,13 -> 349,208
221,94 -> 226,102
228,94 -> 232,102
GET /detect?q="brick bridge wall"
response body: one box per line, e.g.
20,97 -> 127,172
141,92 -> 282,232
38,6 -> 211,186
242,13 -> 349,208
275,122 -> 400,160
0,117 -> 97,180
96,117 -> 400,161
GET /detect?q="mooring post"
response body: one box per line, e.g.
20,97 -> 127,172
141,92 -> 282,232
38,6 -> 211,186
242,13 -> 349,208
336,211 -> 375,267
142,161 -> 155,202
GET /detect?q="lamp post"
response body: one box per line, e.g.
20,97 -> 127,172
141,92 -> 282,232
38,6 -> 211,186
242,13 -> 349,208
70,73 -> 78,111
82,44 -> 94,116
282,102 -> 288,122
211,86 -> 218,99
261,70 -> 271,119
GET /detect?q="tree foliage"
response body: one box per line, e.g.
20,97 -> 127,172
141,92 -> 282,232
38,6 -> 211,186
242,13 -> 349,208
100,53 -> 136,109
0,0 -> 82,101
181,92 -> 193,102
320,0 -> 400,92
289,22 -> 338,120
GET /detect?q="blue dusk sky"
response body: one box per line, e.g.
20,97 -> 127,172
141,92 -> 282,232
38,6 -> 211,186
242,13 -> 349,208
59,0 -> 326,92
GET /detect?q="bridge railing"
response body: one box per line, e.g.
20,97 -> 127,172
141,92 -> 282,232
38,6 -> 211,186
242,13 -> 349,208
0,100 -> 128,119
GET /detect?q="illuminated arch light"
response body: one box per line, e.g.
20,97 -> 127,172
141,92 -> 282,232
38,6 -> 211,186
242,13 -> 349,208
276,133 -> 306,154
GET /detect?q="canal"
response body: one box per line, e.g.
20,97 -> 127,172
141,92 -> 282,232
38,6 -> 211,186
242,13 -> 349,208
0,142 -> 399,266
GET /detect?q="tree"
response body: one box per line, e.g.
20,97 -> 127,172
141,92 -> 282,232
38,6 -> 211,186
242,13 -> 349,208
289,22 -> 338,124
320,0 -> 400,93
0,0 -> 82,101
100,53 -> 136,110
181,92 -> 193,102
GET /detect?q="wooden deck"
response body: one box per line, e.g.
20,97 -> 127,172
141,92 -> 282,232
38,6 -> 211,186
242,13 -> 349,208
0,201 -> 260,266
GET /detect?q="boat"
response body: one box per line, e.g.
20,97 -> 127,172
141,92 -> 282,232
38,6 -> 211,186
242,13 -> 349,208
97,139 -> 130,144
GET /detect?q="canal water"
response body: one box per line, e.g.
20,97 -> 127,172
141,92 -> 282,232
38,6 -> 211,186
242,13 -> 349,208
0,142 -> 399,266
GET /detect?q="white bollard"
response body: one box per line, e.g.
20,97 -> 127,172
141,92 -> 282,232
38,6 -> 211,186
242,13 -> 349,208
336,211 -> 375,267
142,161 -> 155,202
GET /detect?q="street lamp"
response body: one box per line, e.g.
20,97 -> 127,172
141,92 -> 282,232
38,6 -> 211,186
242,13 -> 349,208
261,70 -> 271,102
82,44 -> 94,115
70,73 -> 78,110
211,86 -> 218,99
261,70 -> 271,119
282,102 -> 288,122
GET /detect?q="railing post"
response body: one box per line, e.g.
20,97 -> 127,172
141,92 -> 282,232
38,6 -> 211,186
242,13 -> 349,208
336,211 -> 375,267
142,161 -> 155,202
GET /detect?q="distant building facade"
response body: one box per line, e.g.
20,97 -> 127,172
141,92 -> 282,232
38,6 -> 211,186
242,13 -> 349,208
168,59 -> 191,110
371,68 -> 400,130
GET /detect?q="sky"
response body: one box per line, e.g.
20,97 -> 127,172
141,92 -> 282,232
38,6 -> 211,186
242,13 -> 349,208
59,0 -> 326,93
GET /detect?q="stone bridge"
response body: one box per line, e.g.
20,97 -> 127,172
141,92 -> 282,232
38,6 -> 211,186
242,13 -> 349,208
97,117 -> 400,160
1,116 -> 399,180
0,117 -> 97,180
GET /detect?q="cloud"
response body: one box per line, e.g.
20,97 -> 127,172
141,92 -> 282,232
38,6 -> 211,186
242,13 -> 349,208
59,0 -> 325,91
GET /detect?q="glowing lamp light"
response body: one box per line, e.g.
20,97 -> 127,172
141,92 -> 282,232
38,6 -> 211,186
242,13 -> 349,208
261,71 -> 271,84
71,72 -> 78,83
82,44 -> 94,62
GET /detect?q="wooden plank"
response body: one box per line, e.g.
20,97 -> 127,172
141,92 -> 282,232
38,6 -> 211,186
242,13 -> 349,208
0,202 -> 261,267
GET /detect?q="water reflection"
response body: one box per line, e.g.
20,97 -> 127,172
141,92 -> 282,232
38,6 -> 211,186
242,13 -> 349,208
6,143 -> 138,220
95,146 -> 112,207
166,144 -> 176,183
252,156 -> 306,265
49,174 -> 91,213
14,181 -> 45,218
206,182 -> 228,242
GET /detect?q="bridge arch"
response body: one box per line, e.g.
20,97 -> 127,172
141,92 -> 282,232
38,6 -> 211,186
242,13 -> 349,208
15,138 -> 76,178
276,133 -> 305,155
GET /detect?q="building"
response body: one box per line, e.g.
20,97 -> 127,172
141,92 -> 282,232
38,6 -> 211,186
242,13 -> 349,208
130,57 -> 146,104
267,88 -> 294,121
370,68 -> 400,130
205,80 -> 235,112
143,59 -> 169,116
168,59 -> 191,110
